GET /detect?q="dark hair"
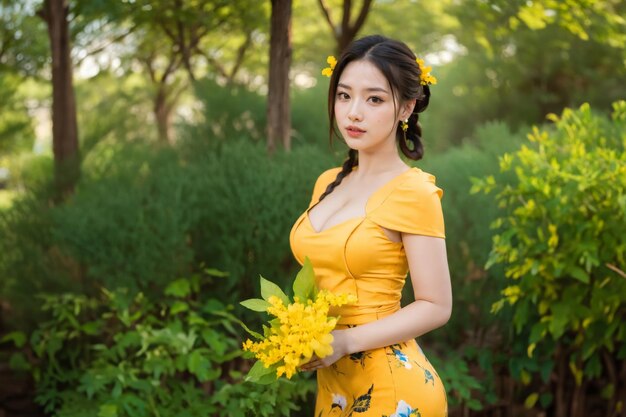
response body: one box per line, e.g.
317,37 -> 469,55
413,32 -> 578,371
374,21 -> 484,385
319,34 -> 431,201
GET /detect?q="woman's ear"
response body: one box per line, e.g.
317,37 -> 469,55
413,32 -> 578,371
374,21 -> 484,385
400,99 -> 417,120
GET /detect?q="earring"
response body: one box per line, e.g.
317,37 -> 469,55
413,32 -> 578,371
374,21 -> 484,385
401,119 -> 409,142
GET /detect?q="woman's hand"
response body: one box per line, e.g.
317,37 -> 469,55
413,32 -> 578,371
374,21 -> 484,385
299,329 -> 349,372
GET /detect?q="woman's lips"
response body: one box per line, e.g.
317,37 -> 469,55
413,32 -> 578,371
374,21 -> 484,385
346,126 -> 366,138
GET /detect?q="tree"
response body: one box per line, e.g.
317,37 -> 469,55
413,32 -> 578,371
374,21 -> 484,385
119,0 -> 266,143
267,0 -> 292,153
428,0 -> 626,147
38,0 -> 79,200
317,0 -> 373,54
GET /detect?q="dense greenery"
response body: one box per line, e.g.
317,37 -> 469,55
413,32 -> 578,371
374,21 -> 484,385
474,101 -> 626,415
2,0 -> 625,415
3,271 -> 314,417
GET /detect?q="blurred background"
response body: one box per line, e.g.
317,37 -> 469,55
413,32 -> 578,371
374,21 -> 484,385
0,0 -> 625,416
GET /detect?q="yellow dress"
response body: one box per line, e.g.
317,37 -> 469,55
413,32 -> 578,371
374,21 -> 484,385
289,167 -> 448,417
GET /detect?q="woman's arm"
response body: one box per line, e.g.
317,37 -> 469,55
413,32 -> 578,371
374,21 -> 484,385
301,234 -> 451,371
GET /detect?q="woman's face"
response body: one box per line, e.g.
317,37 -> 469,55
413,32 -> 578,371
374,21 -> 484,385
334,59 -> 403,153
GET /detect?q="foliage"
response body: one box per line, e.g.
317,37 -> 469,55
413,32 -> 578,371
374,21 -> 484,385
188,78 -> 268,142
291,79 -> 331,146
52,145 -> 198,291
444,0 -> 626,147
0,72 -> 35,154
473,101 -> 626,412
3,271 -> 314,417
506,0 -> 625,46
0,134 -> 341,329
177,136 -> 339,307
416,122 -> 522,344
429,349 -> 500,411
75,71 -> 157,154
0,0 -> 49,76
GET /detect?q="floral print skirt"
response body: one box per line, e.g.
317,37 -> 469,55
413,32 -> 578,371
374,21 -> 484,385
314,324 -> 447,417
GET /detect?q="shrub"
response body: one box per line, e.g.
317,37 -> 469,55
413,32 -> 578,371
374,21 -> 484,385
4,270 -> 315,417
473,101 -> 626,415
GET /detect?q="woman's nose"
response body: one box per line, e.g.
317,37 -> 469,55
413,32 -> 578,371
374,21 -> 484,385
348,100 -> 363,121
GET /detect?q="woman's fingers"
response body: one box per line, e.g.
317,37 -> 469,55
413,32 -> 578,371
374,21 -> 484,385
300,359 -> 323,371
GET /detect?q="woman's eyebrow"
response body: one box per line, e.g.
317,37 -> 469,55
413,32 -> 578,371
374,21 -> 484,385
337,83 -> 389,94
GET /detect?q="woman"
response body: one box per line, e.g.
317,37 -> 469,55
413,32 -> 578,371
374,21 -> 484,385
289,35 -> 452,417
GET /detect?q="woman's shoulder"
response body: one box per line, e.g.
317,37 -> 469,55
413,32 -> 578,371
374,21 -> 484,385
309,166 -> 342,205
315,166 -> 343,184
398,167 -> 443,198
368,167 -> 445,237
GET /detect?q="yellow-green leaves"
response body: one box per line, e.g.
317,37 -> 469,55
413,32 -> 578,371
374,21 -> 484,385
477,100 -> 626,397
260,275 -> 289,306
240,298 -> 271,312
292,257 -> 316,300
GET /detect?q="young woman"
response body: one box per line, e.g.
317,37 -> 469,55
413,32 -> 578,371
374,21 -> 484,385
289,35 -> 452,417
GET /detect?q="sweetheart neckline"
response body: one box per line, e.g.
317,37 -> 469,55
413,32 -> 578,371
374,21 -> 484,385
306,167 -> 418,234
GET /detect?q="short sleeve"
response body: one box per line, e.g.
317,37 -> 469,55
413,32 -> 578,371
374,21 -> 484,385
369,172 -> 445,238
309,167 -> 342,207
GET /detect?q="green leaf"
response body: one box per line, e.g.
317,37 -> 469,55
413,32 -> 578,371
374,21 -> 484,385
293,257 -> 316,300
202,329 -> 227,356
98,404 -> 118,417
260,276 -> 289,305
240,298 -> 271,312
1,331 -> 27,348
165,278 -> 191,297
170,301 -> 189,314
245,359 -> 277,384
568,266 -> 589,283
204,268 -> 229,278
188,350 -> 217,382
81,320 -> 102,335
524,392 -> 539,408
8,352 -> 30,371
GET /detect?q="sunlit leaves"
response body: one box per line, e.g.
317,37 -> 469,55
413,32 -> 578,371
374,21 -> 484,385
475,101 -> 626,397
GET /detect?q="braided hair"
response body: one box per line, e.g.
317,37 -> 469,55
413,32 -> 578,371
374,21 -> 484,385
318,35 -> 431,202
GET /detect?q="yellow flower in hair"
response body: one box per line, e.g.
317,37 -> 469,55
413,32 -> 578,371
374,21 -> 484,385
416,58 -> 437,85
322,55 -> 337,77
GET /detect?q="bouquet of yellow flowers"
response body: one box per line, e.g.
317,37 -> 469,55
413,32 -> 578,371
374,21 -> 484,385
240,258 -> 357,383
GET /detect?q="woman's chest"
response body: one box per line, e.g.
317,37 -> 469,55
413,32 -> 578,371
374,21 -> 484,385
289,213 -> 407,279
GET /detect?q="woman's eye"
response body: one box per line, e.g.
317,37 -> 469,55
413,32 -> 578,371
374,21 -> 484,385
337,92 -> 349,100
370,96 -> 384,104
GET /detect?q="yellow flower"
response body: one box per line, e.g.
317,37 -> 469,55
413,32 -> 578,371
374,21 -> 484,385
322,55 -> 337,77
416,58 -> 437,86
242,289 -> 357,379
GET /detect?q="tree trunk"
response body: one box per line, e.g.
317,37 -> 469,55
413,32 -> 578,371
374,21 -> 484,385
317,0 -> 373,55
555,344 -> 569,417
41,0 -> 80,201
154,85 -> 172,144
616,359 -> 626,417
267,0 -> 292,154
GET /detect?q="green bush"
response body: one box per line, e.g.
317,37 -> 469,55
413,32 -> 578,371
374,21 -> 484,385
177,137 -> 338,305
187,79 -> 267,143
0,71 -> 35,154
0,136 -> 341,328
473,101 -> 626,414
4,270 -> 314,417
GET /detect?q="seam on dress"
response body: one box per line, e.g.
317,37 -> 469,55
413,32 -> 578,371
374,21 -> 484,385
288,213 -> 307,265
366,175 -> 415,215
342,218 -> 366,296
